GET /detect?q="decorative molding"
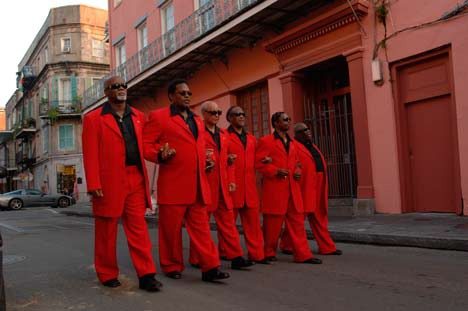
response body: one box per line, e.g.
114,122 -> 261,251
265,0 -> 368,55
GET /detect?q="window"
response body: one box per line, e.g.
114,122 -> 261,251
58,125 -> 74,151
59,78 -> 72,103
92,39 -> 105,57
61,38 -> 71,53
137,23 -> 148,51
43,125 -> 49,154
115,42 -> 126,66
161,2 -> 175,55
44,46 -> 49,63
237,83 -> 270,138
26,189 -> 42,195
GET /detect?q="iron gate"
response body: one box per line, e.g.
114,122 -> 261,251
304,93 -> 357,198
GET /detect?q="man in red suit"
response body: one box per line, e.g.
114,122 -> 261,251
255,112 -> 321,264
189,101 -> 253,270
143,79 -> 230,282
223,106 -> 268,264
82,75 -> 162,291
280,122 -> 342,256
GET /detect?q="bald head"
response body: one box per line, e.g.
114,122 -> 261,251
294,122 -> 312,143
294,122 -> 308,134
201,101 -> 218,113
104,75 -> 125,90
201,101 -> 222,127
104,75 -> 127,104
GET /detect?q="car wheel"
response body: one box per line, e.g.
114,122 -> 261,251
58,197 -> 70,208
9,199 -> 23,210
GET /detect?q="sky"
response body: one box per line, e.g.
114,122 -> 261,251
0,0 -> 108,108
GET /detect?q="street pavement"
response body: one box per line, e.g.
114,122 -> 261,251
1,207 -> 468,311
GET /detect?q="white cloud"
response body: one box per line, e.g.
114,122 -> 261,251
0,0 -> 108,107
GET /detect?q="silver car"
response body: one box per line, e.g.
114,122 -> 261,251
0,189 -> 76,210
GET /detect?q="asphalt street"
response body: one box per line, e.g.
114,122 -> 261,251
1,207 -> 468,311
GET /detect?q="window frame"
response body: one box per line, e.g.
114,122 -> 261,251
61,37 -> 72,53
58,124 -> 75,151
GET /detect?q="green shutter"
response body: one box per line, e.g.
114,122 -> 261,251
71,76 -> 78,100
51,77 -> 59,107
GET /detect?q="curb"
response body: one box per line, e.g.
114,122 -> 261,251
59,210 -> 468,252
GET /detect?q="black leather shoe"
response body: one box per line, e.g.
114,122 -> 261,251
254,258 -> 271,265
231,256 -> 255,270
265,256 -> 277,262
322,249 -> 343,256
280,249 -> 294,255
301,257 -> 323,264
190,263 -> 201,269
139,274 -> 163,292
202,268 -> 230,282
165,271 -> 182,279
102,279 -> 121,288
219,256 -> 229,261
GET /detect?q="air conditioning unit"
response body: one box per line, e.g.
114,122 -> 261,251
63,46 -> 71,53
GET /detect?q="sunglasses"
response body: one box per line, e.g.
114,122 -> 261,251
282,117 -> 291,122
177,91 -> 192,96
297,128 -> 310,133
231,112 -> 246,117
106,83 -> 127,90
205,110 -> 223,116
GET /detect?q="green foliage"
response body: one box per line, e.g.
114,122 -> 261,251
48,107 -> 59,124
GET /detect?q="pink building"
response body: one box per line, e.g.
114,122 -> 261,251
84,0 -> 468,216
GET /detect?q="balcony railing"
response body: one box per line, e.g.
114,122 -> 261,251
83,0 -> 259,109
40,100 -> 82,119
15,151 -> 36,167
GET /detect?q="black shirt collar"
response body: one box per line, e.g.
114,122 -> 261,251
273,131 -> 291,142
206,125 -> 220,134
228,125 -> 246,135
101,102 -> 133,117
170,103 -> 193,117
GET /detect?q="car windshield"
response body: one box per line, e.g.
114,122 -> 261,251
2,190 -> 23,195
26,190 -> 43,195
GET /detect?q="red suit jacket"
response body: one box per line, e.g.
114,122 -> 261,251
296,141 -> 328,213
227,130 -> 259,209
142,107 -> 211,206
255,134 -> 303,215
82,105 -> 151,217
204,128 -> 234,212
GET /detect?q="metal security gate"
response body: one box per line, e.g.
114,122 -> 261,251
303,59 -> 357,198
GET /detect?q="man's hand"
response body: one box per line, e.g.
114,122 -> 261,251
159,142 -> 176,162
228,183 -> 236,192
89,189 -> 104,198
261,156 -> 272,164
227,154 -> 237,165
276,169 -> 289,179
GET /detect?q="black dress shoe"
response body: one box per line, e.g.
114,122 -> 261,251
165,271 -> 182,279
322,249 -> 343,256
219,255 -> 229,261
231,256 -> 255,270
265,256 -> 277,262
202,268 -> 230,282
280,249 -> 294,255
254,258 -> 271,265
102,279 -> 121,288
301,257 -> 323,264
190,263 -> 201,269
139,274 -> 163,292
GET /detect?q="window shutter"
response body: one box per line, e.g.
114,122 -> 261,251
71,76 -> 78,100
51,77 -> 59,107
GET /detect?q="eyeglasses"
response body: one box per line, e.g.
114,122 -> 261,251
106,83 -> 127,90
177,91 -> 192,96
282,117 -> 291,122
231,112 -> 246,117
205,110 -> 223,116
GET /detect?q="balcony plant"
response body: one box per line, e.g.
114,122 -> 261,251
48,107 -> 59,125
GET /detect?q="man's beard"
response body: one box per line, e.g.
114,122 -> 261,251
116,95 -> 127,102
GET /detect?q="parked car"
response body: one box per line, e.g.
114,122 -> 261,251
0,189 -> 76,210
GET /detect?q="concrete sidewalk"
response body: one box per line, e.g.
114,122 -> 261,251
60,202 -> 468,252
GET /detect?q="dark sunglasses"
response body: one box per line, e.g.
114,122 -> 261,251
206,110 -> 223,116
177,91 -> 192,96
231,112 -> 246,117
106,83 -> 127,90
297,128 -> 310,133
282,117 -> 291,122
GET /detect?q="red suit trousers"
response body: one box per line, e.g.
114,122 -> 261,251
263,200 -> 313,262
189,200 -> 243,264
158,202 -> 220,273
280,173 -> 337,254
94,166 -> 156,283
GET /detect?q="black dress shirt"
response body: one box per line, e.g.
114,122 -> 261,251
273,131 -> 291,153
101,103 -> 141,167
302,140 -> 325,172
207,126 -> 221,151
170,103 -> 198,139
228,126 -> 247,149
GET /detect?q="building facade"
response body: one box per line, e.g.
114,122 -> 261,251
1,5 -> 109,199
83,0 -> 468,216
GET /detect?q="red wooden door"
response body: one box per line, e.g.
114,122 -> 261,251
396,50 -> 460,213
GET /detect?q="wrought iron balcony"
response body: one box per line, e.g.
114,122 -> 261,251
40,100 -> 82,120
83,0 -> 259,108
15,151 -> 36,167
14,119 -> 37,140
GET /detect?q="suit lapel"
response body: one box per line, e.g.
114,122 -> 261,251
171,114 -> 193,137
102,113 -> 122,138
131,110 -> 143,151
